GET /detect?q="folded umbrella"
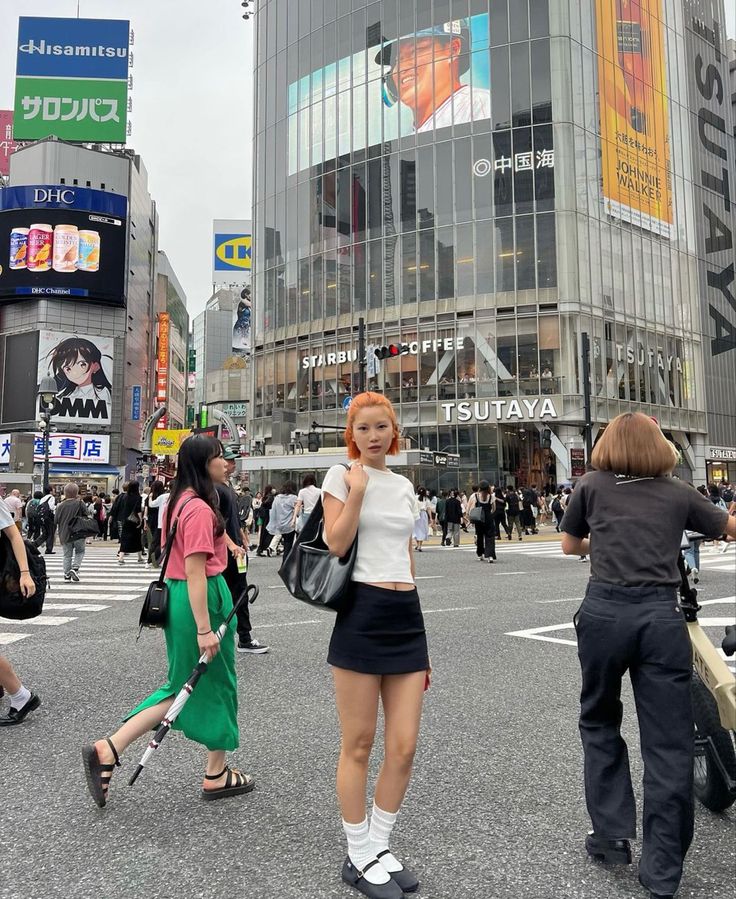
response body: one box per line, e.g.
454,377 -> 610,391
129,583 -> 259,786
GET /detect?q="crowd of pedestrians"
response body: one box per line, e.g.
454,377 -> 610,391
1,414 -> 735,899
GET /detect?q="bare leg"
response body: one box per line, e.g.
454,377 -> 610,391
374,672 -> 425,812
333,667 -> 381,822
0,655 -> 22,695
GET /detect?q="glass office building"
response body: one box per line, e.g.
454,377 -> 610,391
250,0 -> 736,488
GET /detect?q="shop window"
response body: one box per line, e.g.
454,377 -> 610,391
436,226 -> 455,299
365,239 -> 381,309
538,316 -> 560,393
515,215 -> 536,290
456,223 -> 475,299
510,43 -> 531,127
495,218 -> 515,292
496,319 -> 518,395
536,213 -> 557,287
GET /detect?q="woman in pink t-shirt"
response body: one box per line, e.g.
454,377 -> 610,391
82,436 -> 254,807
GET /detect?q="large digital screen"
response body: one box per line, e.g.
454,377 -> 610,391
0,184 -> 127,305
596,0 -> 673,238
288,15 -> 491,174
38,330 -> 114,428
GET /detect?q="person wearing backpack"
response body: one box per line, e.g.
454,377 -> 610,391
55,482 -> 94,582
0,495 -> 41,726
32,486 -> 57,555
466,481 -> 497,563
551,489 -> 565,531
505,486 -> 523,540
25,491 -> 43,543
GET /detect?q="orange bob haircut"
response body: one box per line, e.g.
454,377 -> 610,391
591,412 -> 679,477
344,391 -> 400,460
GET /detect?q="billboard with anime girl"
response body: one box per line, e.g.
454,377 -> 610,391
37,331 -> 114,427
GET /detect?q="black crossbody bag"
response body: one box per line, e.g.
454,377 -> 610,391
278,464 -> 357,612
139,497 -> 196,631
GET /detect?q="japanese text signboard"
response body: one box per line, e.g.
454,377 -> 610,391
0,111 -> 18,177
0,432 -> 110,465
156,313 -> 170,428
13,17 -> 130,143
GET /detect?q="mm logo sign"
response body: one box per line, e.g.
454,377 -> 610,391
214,234 -> 252,272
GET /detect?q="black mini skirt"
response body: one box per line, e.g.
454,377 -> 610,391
328,582 -> 429,675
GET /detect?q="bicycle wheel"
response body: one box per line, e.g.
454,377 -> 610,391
691,671 -> 736,812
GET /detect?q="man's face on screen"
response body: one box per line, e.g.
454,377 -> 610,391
395,36 -> 456,111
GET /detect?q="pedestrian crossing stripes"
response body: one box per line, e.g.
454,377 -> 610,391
0,547 -> 153,645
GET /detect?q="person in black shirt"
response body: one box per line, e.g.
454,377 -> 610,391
561,413 -> 735,899
444,490 -> 463,547
216,447 -> 269,655
504,487 -> 523,540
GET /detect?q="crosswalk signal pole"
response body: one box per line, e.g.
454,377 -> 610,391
581,331 -> 593,465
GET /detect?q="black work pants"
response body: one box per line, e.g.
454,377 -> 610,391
474,525 -> 496,559
575,582 -> 693,897
34,519 -> 55,553
440,519 -> 448,544
224,557 -> 251,644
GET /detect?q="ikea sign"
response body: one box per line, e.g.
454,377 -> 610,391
214,233 -> 252,273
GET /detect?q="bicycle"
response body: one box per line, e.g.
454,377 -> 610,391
678,541 -> 736,812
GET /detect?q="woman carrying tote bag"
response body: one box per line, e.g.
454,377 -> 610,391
82,436 -> 253,808
321,392 -> 430,899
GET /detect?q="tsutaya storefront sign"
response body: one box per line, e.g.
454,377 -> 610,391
441,397 -> 559,424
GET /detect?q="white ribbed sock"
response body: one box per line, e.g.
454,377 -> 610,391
369,803 -> 403,873
9,685 -> 31,709
343,818 -> 391,885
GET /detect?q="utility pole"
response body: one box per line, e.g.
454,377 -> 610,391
581,331 -> 593,464
358,316 -> 366,395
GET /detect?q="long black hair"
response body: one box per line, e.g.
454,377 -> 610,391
46,337 -> 113,398
165,435 -> 225,537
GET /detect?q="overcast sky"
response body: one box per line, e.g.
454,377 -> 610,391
0,0 -> 253,319
1,2 -> 735,320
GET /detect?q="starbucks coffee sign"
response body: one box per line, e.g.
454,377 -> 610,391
441,397 -> 559,424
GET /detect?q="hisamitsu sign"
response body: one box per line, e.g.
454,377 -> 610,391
14,17 -> 130,143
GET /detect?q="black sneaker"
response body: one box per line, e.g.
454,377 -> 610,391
64,574 -> 72,581
237,639 -> 270,654
70,570 -> 80,582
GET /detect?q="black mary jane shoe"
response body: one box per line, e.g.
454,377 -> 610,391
585,832 -> 632,865
377,850 -> 419,893
0,693 -> 41,726
341,858 -> 404,899
638,873 -> 674,899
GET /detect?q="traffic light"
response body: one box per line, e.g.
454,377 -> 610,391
541,428 -> 552,449
307,431 -> 321,452
373,343 -> 411,360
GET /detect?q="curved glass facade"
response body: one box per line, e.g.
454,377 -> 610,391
251,0 -> 735,487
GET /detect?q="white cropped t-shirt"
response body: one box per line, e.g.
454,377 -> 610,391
321,464 -> 419,585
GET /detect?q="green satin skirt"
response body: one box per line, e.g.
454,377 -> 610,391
124,574 -> 239,751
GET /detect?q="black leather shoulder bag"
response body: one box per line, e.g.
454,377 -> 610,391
278,464 -> 357,612
139,496 -> 196,631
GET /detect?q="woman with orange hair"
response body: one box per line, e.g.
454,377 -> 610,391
321,392 -> 429,899
561,412 -> 735,899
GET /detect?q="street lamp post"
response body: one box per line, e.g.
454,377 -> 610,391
37,377 -> 58,492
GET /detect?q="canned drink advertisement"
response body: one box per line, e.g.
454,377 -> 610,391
0,184 -> 126,305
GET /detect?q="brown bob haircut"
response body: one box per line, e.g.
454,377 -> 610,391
591,412 -> 679,477
344,392 -> 400,460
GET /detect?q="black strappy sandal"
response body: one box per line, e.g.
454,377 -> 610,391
201,766 -> 255,801
82,738 -> 121,808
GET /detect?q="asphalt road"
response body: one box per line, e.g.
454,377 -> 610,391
1,533 -> 734,899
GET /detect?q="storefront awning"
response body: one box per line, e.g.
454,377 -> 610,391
48,464 -> 122,476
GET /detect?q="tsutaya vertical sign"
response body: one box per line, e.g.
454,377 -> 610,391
156,313 -> 170,429
595,0 -> 673,237
685,7 -> 735,360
